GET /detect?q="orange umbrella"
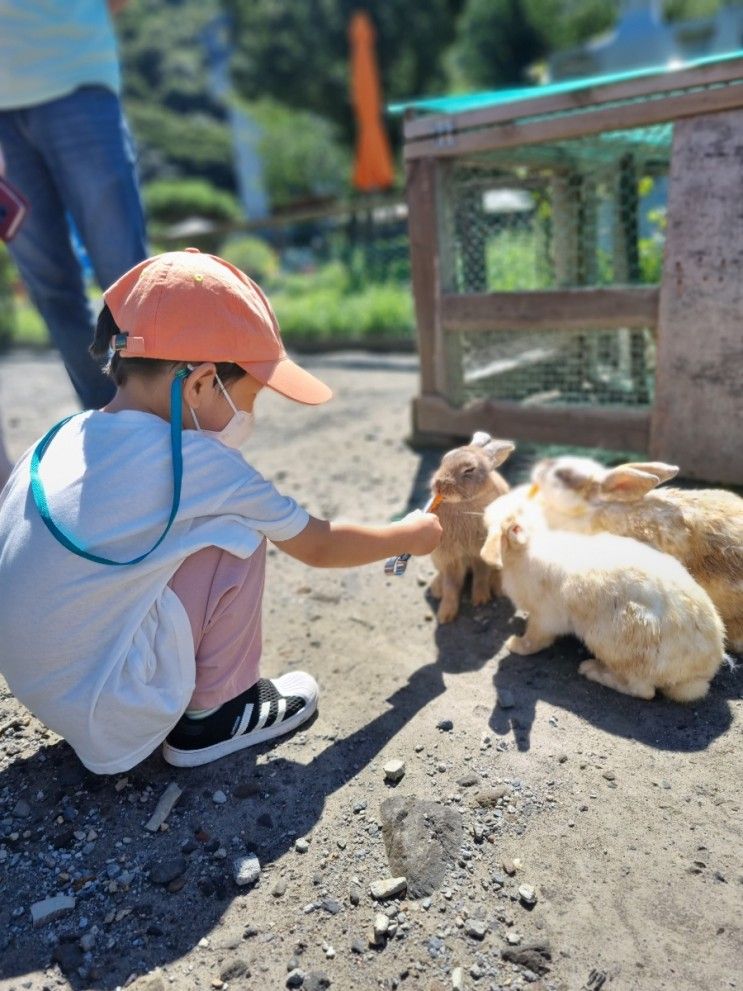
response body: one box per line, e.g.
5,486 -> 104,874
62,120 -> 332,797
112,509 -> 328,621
349,10 -> 395,192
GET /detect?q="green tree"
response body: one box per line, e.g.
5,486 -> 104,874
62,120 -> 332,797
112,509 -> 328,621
450,0 -> 615,90
223,0 -> 464,146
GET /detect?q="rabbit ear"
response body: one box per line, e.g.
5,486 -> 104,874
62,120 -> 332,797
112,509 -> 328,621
470,431 -> 492,448
482,438 -> 515,467
505,520 -> 528,547
599,467 -> 665,502
480,531 -> 503,569
621,461 -> 679,485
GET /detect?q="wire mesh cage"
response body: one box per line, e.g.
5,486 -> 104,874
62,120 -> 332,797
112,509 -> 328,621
441,123 -> 670,409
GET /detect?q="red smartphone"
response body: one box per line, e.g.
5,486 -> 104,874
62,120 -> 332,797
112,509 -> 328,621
0,175 -> 29,241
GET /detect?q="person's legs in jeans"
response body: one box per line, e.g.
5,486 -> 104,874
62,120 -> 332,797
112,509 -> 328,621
0,87 -> 147,409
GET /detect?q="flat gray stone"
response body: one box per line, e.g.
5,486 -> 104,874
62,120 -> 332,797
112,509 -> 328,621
369,876 -> 407,900
380,796 -> 462,898
31,894 -> 75,926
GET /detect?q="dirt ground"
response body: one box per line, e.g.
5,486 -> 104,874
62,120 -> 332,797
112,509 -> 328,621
0,348 -> 741,991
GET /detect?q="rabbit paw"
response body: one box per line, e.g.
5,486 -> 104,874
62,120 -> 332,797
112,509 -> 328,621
437,600 -> 459,624
505,634 -> 533,655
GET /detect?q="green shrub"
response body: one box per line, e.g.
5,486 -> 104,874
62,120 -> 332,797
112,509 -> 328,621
143,179 -> 242,225
219,236 -> 280,286
241,98 -> 351,209
272,280 -> 414,343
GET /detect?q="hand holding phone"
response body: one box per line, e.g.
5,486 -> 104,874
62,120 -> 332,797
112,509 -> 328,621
0,175 -> 29,242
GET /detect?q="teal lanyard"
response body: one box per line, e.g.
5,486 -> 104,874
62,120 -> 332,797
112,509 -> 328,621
30,370 -> 188,567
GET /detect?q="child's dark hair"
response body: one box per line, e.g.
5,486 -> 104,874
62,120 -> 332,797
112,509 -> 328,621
90,304 -> 246,387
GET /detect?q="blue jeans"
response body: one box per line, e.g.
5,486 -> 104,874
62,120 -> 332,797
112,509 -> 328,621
0,86 -> 147,408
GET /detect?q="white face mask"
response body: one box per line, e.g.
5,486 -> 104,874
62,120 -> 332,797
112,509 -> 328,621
189,372 -> 255,450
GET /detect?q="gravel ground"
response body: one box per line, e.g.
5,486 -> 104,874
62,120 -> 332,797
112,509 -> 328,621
0,348 -> 741,991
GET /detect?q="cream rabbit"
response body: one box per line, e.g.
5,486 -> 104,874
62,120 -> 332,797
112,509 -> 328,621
531,456 -> 743,653
481,493 -> 726,702
429,432 -> 514,623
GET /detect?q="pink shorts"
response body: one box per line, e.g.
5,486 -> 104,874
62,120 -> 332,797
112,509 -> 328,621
168,541 -> 266,710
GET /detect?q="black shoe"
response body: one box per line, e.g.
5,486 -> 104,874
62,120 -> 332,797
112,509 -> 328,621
162,672 -> 319,768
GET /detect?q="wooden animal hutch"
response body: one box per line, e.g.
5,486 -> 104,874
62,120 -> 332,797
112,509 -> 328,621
396,54 -> 743,484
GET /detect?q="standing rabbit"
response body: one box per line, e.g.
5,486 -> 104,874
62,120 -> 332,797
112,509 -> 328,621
481,490 -> 727,702
531,456 -> 743,653
429,432 -> 514,623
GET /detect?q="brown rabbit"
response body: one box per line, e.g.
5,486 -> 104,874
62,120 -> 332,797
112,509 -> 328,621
531,456 -> 743,653
429,432 -> 514,623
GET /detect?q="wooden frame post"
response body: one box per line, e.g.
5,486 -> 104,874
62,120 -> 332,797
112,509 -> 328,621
650,108 -> 743,484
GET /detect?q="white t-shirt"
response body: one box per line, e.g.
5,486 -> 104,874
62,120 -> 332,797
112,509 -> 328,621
0,410 -> 309,774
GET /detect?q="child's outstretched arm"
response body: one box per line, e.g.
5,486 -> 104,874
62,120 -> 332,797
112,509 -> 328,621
274,512 -> 442,568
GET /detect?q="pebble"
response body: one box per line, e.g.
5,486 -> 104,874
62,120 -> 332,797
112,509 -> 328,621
12,799 -> 31,819
437,719 -> 454,732
303,972 -> 331,991
150,856 -> 187,886
602,771 -> 616,781
451,966 -> 465,990
349,883 -> 362,906
369,876 -> 406,900
233,853 -> 261,887
373,913 -> 390,939
456,772 -> 480,788
286,970 -> 304,988
272,879 -> 287,898
464,918 -> 488,940
518,883 -> 538,906
30,894 -> 76,926
506,931 -> 522,945
295,838 -> 310,854
383,759 -> 406,783
212,790 -> 228,804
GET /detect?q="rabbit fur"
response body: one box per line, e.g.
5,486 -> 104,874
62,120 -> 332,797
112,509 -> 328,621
481,488 -> 726,702
531,456 -> 743,654
429,432 -> 514,623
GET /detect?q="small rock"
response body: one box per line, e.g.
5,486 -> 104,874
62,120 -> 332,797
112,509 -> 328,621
286,970 -> 304,988
518,883 -> 538,906
369,876 -> 406,900
212,790 -> 228,804
464,918 -> 489,940
506,931 -> 522,945
602,771 -> 616,782
456,772 -> 480,788
497,688 -> 515,709
295,838 -> 310,854
451,966 -> 465,990
272,879 -> 288,898
12,799 -> 31,819
150,856 -> 187,886
321,899 -> 342,915
383,759 -> 406,784
436,719 -> 453,732
31,894 -> 76,926
502,940 -> 552,976
373,913 -> 390,939
503,858 -> 517,875
233,853 -> 260,887
350,938 -> 365,954
303,972 -> 331,991
475,785 -> 511,807
349,883 -> 362,906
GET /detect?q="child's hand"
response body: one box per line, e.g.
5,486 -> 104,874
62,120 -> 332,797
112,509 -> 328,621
397,510 -> 443,556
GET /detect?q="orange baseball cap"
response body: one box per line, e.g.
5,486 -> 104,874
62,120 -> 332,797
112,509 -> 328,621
103,248 -> 332,405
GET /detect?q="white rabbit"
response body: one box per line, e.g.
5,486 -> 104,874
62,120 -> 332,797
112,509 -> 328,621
530,456 -> 743,653
429,432 -> 514,623
481,494 -> 726,702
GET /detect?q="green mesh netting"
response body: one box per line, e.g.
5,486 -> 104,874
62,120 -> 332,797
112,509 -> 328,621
388,50 -> 743,117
